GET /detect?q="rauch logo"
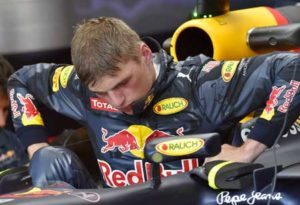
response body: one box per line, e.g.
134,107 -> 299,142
153,97 -> 188,115
155,138 -> 205,156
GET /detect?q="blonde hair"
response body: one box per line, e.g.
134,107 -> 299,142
71,17 -> 142,86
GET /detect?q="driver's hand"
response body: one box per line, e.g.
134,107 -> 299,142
205,139 -> 267,164
205,144 -> 243,164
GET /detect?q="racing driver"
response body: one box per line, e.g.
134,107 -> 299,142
8,17 -> 300,188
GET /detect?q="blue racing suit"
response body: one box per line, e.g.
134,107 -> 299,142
8,50 -> 300,188
0,128 -> 28,171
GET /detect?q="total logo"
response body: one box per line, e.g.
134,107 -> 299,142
101,125 -> 170,158
98,159 -> 199,187
90,98 -> 119,112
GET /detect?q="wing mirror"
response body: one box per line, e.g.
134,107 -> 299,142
144,133 -> 221,189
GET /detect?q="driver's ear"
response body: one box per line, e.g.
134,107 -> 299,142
140,43 -> 152,64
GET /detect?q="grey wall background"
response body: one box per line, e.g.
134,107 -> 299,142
0,0 -> 194,55
1,0 -> 299,68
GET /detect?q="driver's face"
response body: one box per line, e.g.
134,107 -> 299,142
88,47 -> 155,114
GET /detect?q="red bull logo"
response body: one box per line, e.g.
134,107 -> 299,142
265,86 -> 286,113
260,85 -> 286,121
278,80 -> 300,113
101,128 -> 139,153
17,93 -> 38,118
98,159 -> 199,187
17,93 -> 44,126
9,89 -> 21,118
101,125 -> 170,158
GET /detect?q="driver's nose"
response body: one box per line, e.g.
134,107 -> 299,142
107,90 -> 125,108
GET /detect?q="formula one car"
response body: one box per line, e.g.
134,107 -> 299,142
0,122 -> 300,205
164,0 -> 300,61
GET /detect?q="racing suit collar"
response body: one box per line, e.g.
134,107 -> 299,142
131,49 -> 172,115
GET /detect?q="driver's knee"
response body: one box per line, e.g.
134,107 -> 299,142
29,146 -> 97,189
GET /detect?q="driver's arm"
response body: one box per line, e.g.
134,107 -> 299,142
8,63 -> 85,157
197,52 -> 300,163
